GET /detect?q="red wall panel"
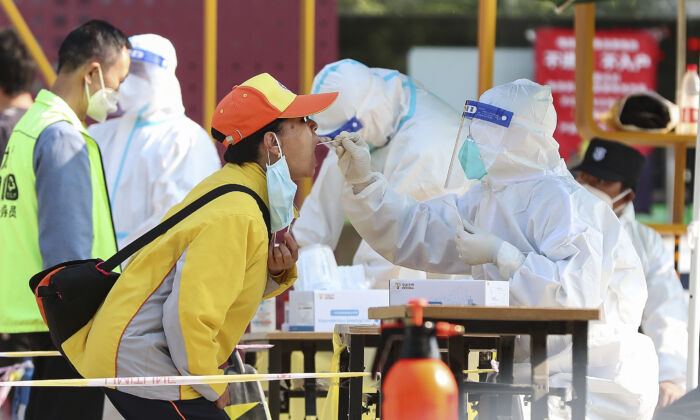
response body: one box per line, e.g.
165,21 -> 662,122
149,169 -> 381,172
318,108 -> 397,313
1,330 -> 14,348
2,0 -> 338,124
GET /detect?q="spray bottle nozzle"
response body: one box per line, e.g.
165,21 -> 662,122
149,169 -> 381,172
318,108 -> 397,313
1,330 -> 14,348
407,298 -> 429,327
435,322 -> 464,338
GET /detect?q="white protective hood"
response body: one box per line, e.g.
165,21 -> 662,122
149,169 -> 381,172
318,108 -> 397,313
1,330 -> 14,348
311,59 -> 408,149
118,34 -> 185,121
471,79 -> 566,184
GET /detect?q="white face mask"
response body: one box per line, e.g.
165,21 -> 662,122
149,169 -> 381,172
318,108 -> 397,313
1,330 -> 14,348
266,133 -> 297,233
85,65 -> 119,123
582,184 -> 632,216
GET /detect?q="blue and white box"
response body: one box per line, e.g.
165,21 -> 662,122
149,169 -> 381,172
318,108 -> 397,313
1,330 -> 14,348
288,290 -> 389,332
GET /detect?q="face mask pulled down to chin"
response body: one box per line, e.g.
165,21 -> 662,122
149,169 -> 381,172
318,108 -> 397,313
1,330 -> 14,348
85,65 -> 119,123
267,133 -> 298,233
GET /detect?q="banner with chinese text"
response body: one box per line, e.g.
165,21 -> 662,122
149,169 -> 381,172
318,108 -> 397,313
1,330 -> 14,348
535,28 -> 660,161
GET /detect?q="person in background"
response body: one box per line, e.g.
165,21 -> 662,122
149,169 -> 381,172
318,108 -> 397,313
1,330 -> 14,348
575,138 -> 688,409
0,26 -> 37,364
293,59 -> 471,288
0,27 -> 37,419
0,20 -> 130,420
0,27 -> 35,159
89,34 -> 220,250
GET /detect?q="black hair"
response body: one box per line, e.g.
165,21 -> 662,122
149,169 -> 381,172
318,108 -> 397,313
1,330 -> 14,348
211,119 -> 284,165
57,20 -> 131,73
0,28 -> 36,95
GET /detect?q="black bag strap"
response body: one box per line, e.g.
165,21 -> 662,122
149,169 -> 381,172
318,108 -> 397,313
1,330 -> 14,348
102,184 -> 270,272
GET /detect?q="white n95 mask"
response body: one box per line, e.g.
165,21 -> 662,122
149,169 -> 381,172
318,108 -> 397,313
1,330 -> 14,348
267,133 -> 297,232
85,65 -> 118,123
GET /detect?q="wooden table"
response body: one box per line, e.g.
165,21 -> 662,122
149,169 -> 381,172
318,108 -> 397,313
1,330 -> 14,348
240,331 -> 333,419
334,324 -> 505,420
369,306 -> 600,420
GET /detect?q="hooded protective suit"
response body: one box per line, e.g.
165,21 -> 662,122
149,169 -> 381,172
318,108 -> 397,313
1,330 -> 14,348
292,59 -> 470,288
621,204 -> 688,387
339,79 -> 658,419
89,34 -> 221,249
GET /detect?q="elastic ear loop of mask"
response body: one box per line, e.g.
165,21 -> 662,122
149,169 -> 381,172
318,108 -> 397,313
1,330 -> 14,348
85,65 -> 107,103
268,132 -> 283,165
97,65 -> 106,90
612,188 -> 633,214
268,132 -> 291,246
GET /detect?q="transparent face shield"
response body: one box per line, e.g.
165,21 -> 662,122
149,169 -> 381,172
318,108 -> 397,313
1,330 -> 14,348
444,100 -> 513,188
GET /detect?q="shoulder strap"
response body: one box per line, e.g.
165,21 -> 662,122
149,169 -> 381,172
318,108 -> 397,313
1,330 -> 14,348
102,184 -> 270,272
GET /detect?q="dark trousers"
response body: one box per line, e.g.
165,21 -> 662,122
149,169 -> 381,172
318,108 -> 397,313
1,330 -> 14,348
24,332 -> 104,420
105,388 -> 230,420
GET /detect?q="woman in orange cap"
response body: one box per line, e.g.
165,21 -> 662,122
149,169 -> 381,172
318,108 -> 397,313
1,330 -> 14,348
60,73 -> 337,419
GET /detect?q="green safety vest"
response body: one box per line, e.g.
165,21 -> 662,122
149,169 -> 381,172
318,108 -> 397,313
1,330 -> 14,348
0,89 -> 117,333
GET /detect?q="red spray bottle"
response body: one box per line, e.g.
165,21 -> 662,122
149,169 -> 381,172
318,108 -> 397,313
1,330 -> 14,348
381,299 -> 460,420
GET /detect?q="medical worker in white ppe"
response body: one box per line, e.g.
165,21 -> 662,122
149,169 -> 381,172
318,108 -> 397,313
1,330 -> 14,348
89,34 -> 220,249
293,59 -> 470,288
332,79 -> 658,418
575,138 -> 688,409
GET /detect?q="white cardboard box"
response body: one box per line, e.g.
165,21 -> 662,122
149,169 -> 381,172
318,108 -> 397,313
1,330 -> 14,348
389,279 -> 509,306
288,290 -> 389,332
249,298 -> 277,332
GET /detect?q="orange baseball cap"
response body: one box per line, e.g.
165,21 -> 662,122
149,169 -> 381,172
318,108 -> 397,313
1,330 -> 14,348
211,73 -> 338,145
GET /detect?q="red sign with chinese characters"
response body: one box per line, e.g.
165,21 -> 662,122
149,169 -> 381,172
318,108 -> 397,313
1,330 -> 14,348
535,28 -> 660,161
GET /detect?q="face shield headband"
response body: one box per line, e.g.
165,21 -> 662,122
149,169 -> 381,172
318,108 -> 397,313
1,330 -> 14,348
129,47 -> 170,70
317,116 -> 364,140
445,100 -> 513,187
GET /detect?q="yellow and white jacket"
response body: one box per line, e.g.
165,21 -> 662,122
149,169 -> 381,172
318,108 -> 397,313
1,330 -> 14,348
62,162 -> 296,401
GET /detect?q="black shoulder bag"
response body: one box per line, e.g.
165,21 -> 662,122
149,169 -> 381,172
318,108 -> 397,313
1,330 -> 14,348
28,184 -> 270,353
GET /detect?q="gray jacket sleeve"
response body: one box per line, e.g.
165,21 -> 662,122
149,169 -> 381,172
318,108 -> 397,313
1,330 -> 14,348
33,121 -> 93,268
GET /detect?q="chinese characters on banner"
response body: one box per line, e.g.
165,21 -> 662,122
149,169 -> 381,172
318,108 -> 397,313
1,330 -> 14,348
535,28 -> 661,161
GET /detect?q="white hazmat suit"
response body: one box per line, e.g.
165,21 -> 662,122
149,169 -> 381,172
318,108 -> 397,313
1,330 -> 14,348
89,34 -> 221,249
293,59 -> 470,288
621,204 -> 688,388
336,79 -> 658,418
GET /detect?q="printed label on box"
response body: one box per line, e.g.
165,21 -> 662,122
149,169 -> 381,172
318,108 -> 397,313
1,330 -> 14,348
389,279 -> 508,306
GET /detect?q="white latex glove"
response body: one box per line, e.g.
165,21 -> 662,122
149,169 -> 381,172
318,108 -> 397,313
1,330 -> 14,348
332,131 -> 373,185
455,220 -> 525,279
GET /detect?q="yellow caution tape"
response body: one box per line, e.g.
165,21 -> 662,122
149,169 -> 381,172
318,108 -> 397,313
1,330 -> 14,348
463,368 -> 495,374
0,371 -> 369,388
0,344 -> 273,358
0,351 -> 61,358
